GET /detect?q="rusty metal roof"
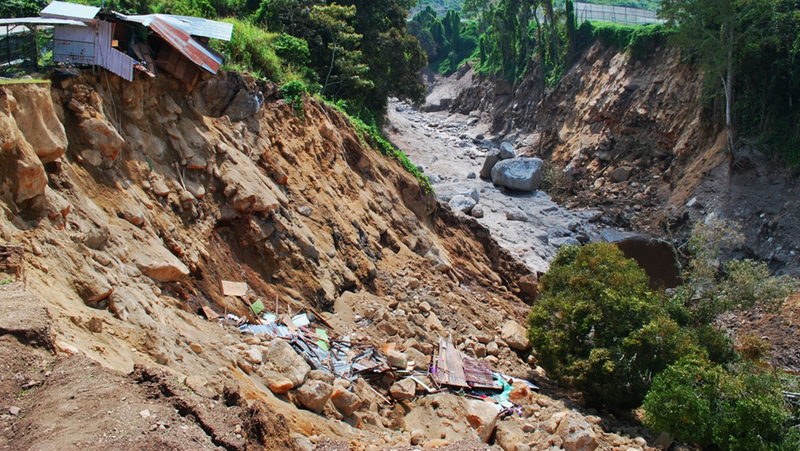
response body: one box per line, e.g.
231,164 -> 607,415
112,13 -> 233,41
147,15 -> 224,73
41,1 -> 100,21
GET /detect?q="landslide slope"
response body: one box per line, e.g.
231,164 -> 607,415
0,72 -> 549,449
443,41 -> 800,274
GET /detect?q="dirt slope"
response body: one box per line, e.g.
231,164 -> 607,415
0,71 -> 667,450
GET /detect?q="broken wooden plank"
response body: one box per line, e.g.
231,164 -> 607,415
220,280 -> 248,297
280,314 -> 298,334
432,337 -> 469,388
200,306 -> 219,320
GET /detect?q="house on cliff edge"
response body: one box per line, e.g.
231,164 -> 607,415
1,1 -> 232,88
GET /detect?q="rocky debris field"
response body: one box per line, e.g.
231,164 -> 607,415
0,71 -> 669,450
386,100 -> 606,276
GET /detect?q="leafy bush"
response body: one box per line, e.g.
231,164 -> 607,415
273,34 -> 311,68
280,80 -> 307,115
644,356 -> 792,451
527,243 -> 692,409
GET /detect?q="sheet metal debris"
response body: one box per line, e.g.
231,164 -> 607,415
220,301 -> 538,411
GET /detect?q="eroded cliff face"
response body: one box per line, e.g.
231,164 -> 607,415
448,43 -> 721,235
0,70 -> 548,449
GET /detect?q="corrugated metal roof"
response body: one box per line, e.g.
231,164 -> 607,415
161,15 -> 232,41
148,15 -> 224,73
113,13 -> 232,41
0,17 -> 87,27
41,1 -> 100,21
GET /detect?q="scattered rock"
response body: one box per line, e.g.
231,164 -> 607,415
131,242 -> 190,283
609,166 -> 633,183
471,205 -> 485,218
422,439 -> 450,449
297,206 -> 313,217
404,346 -> 428,370
556,411 -> 599,451
480,148 -> 501,179
243,347 -> 263,365
496,424 -> 520,451
491,158 -> 544,192
387,350 -> 409,369
76,275 -> 114,304
448,195 -> 476,214
506,210 -> 528,222
466,399 -> 499,442
411,429 -> 426,446
499,142 -> 516,159
9,407 -> 21,416
518,274 -> 539,297
308,369 -> 335,385
389,378 -> 416,400
44,187 -> 71,220
551,237 -> 580,248
265,339 -> 310,387
426,312 -> 444,331
653,432 -> 673,450
331,387 -> 362,416
296,380 -> 334,413
262,370 -> 294,394
501,321 -> 531,351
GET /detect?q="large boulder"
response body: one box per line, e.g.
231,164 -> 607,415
265,339 -> 310,387
491,158 -> 544,192
501,321 -> 531,351
479,148 -> 501,179
296,380 -> 333,413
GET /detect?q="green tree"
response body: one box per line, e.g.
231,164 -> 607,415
1,0 -> 47,18
309,3 -> 371,97
644,356 -> 793,451
659,0 -> 771,158
527,243 -> 692,409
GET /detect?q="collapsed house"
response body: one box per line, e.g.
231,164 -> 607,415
4,1 -> 232,87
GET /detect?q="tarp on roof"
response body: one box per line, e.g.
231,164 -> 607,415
41,1 -> 100,21
112,13 -> 233,41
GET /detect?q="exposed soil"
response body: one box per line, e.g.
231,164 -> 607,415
2,36 -> 799,451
